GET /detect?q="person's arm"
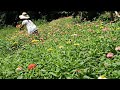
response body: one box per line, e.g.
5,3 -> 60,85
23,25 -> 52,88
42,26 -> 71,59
115,11 -> 120,17
20,24 -> 24,30
19,20 -> 26,30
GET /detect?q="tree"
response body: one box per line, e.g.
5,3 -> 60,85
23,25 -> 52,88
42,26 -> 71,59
72,11 -> 120,22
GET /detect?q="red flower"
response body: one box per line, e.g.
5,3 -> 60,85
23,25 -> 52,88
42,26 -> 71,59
106,52 -> 114,58
102,27 -> 109,32
28,64 -> 36,70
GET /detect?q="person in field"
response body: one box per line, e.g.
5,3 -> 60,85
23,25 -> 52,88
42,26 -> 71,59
115,11 -> 120,17
19,12 -> 39,35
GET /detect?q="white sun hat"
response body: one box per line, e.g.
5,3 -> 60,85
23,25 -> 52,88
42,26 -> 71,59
19,12 -> 30,19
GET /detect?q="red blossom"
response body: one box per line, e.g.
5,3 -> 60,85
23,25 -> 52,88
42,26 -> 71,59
28,64 -> 36,70
106,52 -> 114,58
102,27 -> 109,32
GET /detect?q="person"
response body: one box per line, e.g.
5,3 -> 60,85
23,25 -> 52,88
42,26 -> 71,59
19,12 -> 39,35
115,11 -> 120,17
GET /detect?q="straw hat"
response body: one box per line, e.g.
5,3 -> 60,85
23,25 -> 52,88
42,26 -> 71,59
19,12 -> 30,19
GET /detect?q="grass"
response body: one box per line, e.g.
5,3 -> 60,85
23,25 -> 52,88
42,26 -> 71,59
1,16 -> 120,79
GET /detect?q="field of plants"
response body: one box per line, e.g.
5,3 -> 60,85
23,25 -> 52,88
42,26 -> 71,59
1,15 -> 120,79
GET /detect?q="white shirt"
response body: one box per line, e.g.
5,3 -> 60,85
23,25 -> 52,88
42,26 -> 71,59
22,20 -> 37,34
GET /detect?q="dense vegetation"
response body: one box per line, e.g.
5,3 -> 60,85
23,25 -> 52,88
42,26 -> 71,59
1,12 -> 120,79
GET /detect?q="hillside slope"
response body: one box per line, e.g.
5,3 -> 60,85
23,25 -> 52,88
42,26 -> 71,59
1,17 -> 120,79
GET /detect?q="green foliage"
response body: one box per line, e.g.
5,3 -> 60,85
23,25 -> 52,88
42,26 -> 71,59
1,16 -> 120,79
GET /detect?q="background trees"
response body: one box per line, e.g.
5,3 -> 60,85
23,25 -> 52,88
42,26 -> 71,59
0,11 -> 119,28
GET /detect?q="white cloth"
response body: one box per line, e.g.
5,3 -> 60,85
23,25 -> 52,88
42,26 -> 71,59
22,20 -> 37,34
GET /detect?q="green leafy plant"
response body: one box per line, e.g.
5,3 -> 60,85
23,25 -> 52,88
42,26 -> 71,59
1,15 -> 120,79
